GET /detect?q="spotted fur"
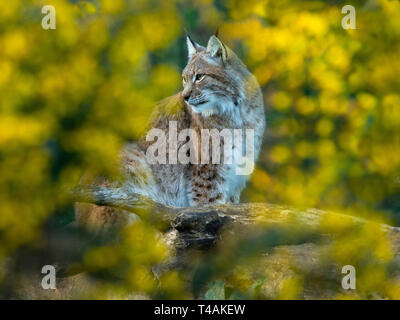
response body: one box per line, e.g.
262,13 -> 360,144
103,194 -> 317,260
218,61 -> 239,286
75,35 -> 265,231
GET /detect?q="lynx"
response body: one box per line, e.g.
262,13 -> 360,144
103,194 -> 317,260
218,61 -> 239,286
76,35 -> 265,231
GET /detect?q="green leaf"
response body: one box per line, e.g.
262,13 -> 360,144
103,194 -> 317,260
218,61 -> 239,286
245,277 -> 267,299
204,280 -> 225,300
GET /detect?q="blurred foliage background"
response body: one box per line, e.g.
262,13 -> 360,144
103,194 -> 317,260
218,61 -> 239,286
0,0 -> 399,299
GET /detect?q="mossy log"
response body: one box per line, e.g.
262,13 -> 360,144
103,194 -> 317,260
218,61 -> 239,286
3,185 -> 400,299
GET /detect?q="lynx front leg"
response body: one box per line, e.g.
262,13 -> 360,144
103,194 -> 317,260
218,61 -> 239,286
189,164 -> 228,206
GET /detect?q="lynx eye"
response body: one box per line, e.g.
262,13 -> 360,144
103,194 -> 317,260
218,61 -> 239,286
194,73 -> 205,82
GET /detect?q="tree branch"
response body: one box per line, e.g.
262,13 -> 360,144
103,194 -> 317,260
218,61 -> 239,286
71,185 -> 400,252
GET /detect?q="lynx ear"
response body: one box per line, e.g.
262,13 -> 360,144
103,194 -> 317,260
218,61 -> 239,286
186,34 -> 200,60
206,35 -> 227,63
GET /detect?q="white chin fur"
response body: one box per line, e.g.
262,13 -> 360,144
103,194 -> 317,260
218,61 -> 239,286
189,96 -> 235,117
189,102 -> 215,116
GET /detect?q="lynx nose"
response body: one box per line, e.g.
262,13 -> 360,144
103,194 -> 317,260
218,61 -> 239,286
183,91 -> 191,102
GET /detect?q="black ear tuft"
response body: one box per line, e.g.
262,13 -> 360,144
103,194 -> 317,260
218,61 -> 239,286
185,30 -> 198,60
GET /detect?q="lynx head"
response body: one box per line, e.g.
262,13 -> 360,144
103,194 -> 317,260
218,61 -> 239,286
182,34 -> 258,118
